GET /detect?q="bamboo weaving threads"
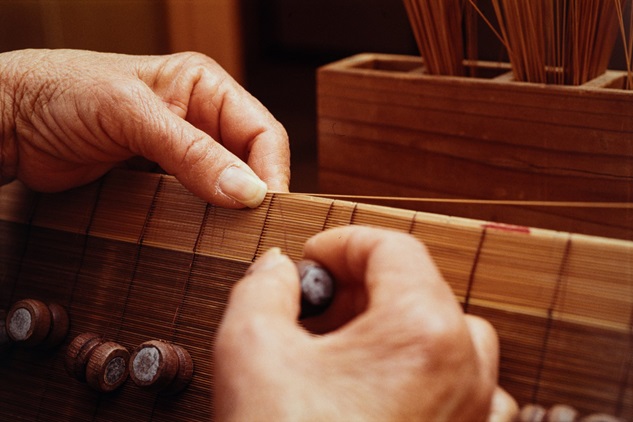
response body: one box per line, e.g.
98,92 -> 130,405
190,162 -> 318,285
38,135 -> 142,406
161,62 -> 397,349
489,0 -> 619,85
403,0 -> 467,75
615,0 -> 633,89
404,0 -> 629,85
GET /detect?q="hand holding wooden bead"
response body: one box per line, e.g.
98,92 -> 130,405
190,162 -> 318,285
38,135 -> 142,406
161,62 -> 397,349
6,299 -> 69,348
129,340 -> 193,395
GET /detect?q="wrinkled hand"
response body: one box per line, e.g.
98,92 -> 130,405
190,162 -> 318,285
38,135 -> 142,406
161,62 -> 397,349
0,49 -> 289,208
215,226 -> 516,421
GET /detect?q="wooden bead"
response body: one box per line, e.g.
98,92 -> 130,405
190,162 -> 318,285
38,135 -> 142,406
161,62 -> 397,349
514,405 -> 624,422
85,341 -> 130,393
129,340 -> 181,393
5,299 -> 69,348
6,299 -> 52,346
41,303 -> 69,348
546,404 -> 578,422
296,260 -> 335,319
516,404 -> 547,422
65,332 -> 104,382
162,344 -> 194,395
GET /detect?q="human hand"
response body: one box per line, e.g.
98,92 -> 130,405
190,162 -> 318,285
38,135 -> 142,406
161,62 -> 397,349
0,49 -> 289,208
215,226 -> 514,421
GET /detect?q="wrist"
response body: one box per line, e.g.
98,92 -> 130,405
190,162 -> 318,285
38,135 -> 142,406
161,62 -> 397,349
0,51 -> 19,186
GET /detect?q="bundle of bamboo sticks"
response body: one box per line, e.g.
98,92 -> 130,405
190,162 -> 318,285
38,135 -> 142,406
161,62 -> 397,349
403,0 -> 633,87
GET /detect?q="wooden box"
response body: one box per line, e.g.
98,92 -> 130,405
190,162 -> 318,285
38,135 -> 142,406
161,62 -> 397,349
317,53 -> 633,240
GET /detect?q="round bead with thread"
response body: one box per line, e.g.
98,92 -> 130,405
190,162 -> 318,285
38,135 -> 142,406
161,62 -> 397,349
6,299 -> 51,346
5,299 -> 68,348
44,303 -> 70,348
513,403 -> 625,422
85,341 -> 130,393
129,339 -> 194,395
65,332 -> 104,382
545,404 -> 579,422
165,344 -> 194,395
296,260 -> 335,319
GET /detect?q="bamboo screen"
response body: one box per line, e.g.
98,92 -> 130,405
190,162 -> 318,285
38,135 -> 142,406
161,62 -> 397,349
0,169 -> 631,420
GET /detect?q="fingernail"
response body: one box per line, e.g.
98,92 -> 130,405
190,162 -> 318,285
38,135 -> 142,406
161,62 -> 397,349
246,247 -> 284,274
219,166 -> 268,208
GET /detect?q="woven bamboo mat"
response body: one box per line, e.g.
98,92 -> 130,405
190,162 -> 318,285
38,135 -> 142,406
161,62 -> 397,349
0,169 -> 631,420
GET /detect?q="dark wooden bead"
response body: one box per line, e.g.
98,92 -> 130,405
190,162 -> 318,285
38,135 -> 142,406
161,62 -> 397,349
6,299 -> 51,346
85,341 -> 130,393
296,260 -> 335,319
65,332 -> 104,382
162,344 -> 194,395
129,340 -> 180,393
41,303 -> 69,349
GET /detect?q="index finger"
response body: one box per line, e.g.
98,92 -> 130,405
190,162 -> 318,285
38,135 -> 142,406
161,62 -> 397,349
189,78 -> 291,192
211,82 -> 290,192
139,53 -> 291,192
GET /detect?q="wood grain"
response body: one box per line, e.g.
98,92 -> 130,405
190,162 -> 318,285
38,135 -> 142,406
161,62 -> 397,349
317,53 -> 633,240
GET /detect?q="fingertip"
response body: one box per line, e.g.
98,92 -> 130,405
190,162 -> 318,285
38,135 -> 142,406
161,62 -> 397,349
245,247 -> 285,274
227,248 -> 301,321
